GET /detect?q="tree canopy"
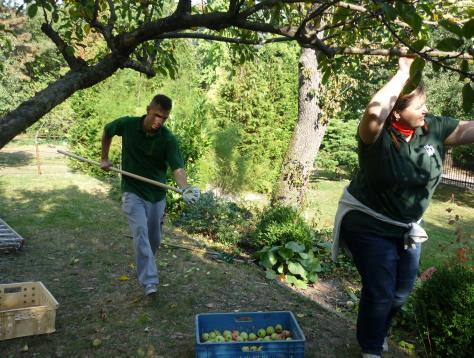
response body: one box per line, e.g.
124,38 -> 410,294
1,0 -> 473,149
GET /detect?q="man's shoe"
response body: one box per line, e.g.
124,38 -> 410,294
362,354 -> 381,358
144,284 -> 157,296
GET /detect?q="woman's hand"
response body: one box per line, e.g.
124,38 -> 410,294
398,56 -> 415,75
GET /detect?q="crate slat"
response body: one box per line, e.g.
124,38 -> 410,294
0,218 -> 24,253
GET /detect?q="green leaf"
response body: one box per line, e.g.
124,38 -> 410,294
298,252 -> 311,260
260,251 -> 278,269
52,11 -> 59,23
436,38 -> 464,51
285,241 -> 305,253
299,257 -> 322,272
439,19 -> 463,37
285,274 -> 298,284
294,279 -> 308,290
265,269 -> 277,280
459,60 -> 469,81
43,2 -> 52,12
276,264 -> 284,274
409,58 -> 425,78
27,4 -> 38,18
65,46 -> 75,58
412,39 -> 427,52
277,247 -> 294,260
462,19 -> 474,39
321,69 -> 331,85
381,3 -> 397,21
288,261 -> 307,279
396,3 -> 422,34
307,272 -> 318,283
462,83 -> 474,113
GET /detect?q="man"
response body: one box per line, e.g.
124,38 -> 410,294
101,94 -> 200,296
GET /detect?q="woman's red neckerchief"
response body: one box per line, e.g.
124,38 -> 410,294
391,120 -> 415,138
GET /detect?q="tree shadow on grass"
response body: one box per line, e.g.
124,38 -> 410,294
0,150 -> 34,168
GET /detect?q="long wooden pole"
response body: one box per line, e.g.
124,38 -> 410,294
57,149 -> 182,193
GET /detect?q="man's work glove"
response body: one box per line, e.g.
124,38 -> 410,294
182,186 -> 201,205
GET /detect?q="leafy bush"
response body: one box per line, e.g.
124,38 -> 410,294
171,192 -> 252,247
252,204 -> 313,249
210,125 -> 249,194
316,119 -> 358,178
255,241 -> 322,289
452,145 -> 474,171
208,42 -> 299,194
413,265 -> 474,357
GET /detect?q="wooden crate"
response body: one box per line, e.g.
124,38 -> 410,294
0,282 -> 59,340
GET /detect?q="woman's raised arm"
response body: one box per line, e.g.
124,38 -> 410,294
359,57 -> 414,144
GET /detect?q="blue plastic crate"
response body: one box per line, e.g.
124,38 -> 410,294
195,311 -> 305,358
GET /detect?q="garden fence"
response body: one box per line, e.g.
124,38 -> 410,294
442,147 -> 474,190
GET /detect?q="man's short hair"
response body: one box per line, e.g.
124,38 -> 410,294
150,94 -> 172,110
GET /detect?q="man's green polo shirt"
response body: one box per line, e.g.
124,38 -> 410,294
343,115 -> 459,239
104,115 -> 184,202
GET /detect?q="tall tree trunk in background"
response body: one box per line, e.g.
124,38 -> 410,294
273,47 -> 327,208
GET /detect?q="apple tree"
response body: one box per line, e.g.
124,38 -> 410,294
0,1 -> 473,207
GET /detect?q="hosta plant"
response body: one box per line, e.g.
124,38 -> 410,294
255,241 -> 322,289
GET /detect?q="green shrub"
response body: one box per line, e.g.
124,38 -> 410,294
209,42 -> 299,194
252,204 -> 313,249
452,145 -> 474,171
317,119 -> 358,178
413,265 -> 474,357
171,192 -> 252,247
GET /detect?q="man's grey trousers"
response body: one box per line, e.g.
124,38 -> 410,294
122,192 -> 165,287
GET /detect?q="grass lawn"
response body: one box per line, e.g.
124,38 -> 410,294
2,143 -> 471,357
0,143 -> 372,358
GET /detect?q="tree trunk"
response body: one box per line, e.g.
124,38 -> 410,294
0,56 -> 125,149
273,47 -> 327,208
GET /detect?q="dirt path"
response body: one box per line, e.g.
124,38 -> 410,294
0,142 -> 412,358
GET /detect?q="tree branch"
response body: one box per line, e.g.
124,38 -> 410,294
231,18 -> 297,38
174,0 -> 192,16
121,59 -> 155,77
333,47 -> 473,60
378,10 -> 474,80
293,2 -> 339,57
337,1 -> 443,27
155,31 -> 291,45
239,0 -> 306,18
107,0 -> 117,29
295,0 -> 339,38
40,23 -> 87,70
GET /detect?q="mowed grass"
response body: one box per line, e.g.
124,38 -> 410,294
305,178 -> 474,270
0,144 -> 368,358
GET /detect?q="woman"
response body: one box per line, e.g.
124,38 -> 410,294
331,57 -> 474,358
